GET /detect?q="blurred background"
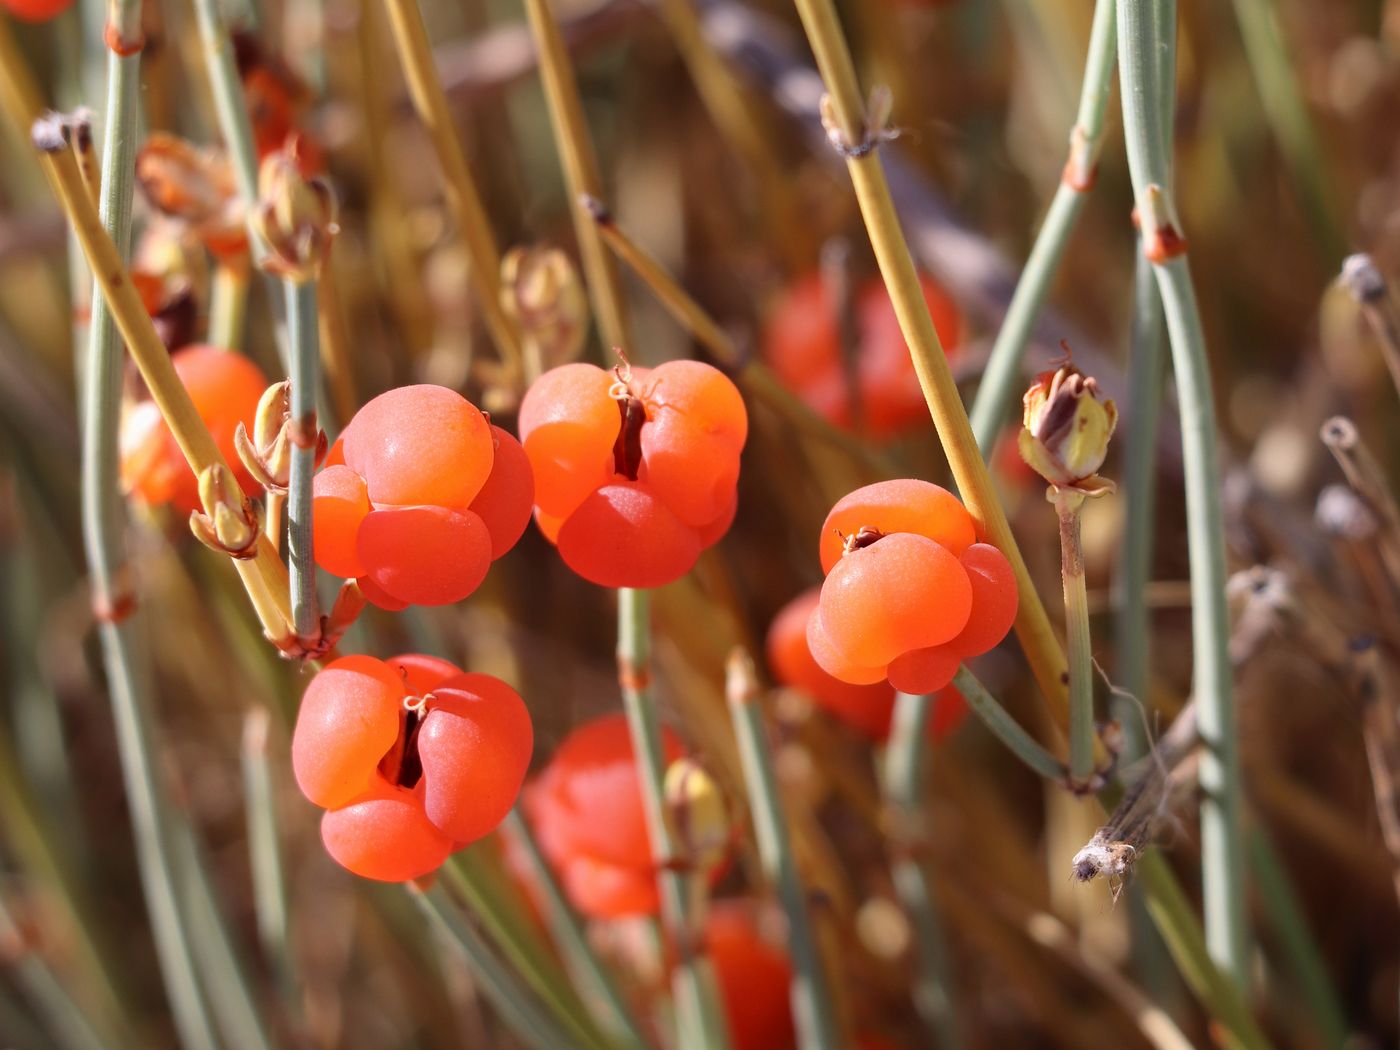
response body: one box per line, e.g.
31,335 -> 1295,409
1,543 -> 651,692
2,0 -> 1400,1046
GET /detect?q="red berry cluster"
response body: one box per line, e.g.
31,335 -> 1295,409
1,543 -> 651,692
292,654 -> 532,882
518,361 -> 746,587
313,385 -> 534,609
767,587 -> 968,742
763,271 -> 961,440
120,345 -> 269,513
522,713 -> 685,918
808,480 -> 1018,695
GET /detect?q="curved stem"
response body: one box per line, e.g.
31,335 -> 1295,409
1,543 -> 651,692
968,0 -> 1118,453
617,587 -> 730,1050
882,691 -> 960,1047
726,652 -> 840,1050
952,667 -> 1067,782
789,0 -> 1078,748
1118,0 -> 1247,983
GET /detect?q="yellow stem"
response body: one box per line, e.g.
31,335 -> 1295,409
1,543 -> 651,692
0,15 -> 45,138
520,0 -> 630,350
792,0 -> 1075,744
34,130 -> 293,645
379,0 -> 524,370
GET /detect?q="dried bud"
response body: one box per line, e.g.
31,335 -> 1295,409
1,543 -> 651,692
189,464 -> 259,558
234,381 -> 293,492
252,136 -> 337,282
131,219 -> 208,351
1018,363 -> 1117,495
663,757 -> 730,876
500,246 -> 588,370
136,134 -> 247,258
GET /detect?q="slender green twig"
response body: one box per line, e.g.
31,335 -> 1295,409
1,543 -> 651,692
444,852 -> 610,1050
286,279 -> 320,643
1056,493 -> 1096,787
241,707 -> 296,1006
882,691 -> 960,1047
952,667 -> 1067,781
968,0 -> 1118,453
521,0 -> 631,350
1118,0 -> 1247,982
503,808 -> 650,1050
81,13 -> 221,1043
412,883 -> 586,1050
726,650 -> 840,1050
790,0 -> 1082,748
618,587 -> 731,1050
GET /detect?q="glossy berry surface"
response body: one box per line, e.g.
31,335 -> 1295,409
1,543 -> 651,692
1,0 -> 74,21
767,588 -> 967,741
763,271 -> 961,440
810,480 -> 1017,695
523,713 -> 685,918
120,345 -> 268,513
518,361 -> 746,587
292,654 -> 532,882
706,901 -> 797,1050
312,387 -> 533,609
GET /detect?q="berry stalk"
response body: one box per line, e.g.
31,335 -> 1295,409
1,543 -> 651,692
617,586 -> 731,1050
789,0 -> 1080,750
951,668 -> 1067,782
73,13 -> 221,1040
378,0 -> 524,370
1117,0 -> 1247,984
521,0 -> 631,351
967,0 -> 1118,454
882,690 -> 960,1047
286,278 -> 320,644
1056,493 -> 1096,789
504,808 -> 651,1049
726,650 -> 841,1050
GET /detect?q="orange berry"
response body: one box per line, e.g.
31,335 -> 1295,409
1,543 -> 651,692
469,426 -> 535,560
818,532 -> 972,668
706,902 -> 796,1050
1,0 -> 74,21
320,780 -> 454,882
386,653 -> 464,696
886,644 -> 960,695
818,479 -> 976,574
947,543 -> 1018,658
518,363 -> 618,518
292,655 -> 404,810
341,385 -> 494,508
805,607 -> 888,686
312,465 -> 371,579
556,483 -> 701,588
356,505 -> 492,607
418,674 -> 534,844
120,345 -> 268,513
356,575 -> 407,611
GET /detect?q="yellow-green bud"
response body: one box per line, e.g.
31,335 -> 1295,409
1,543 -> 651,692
252,137 -> 337,282
1018,364 -> 1117,495
663,756 -> 730,875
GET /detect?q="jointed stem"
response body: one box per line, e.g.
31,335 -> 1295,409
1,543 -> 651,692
1118,0 -> 1247,983
790,0 -> 1078,750
617,587 -> 730,1050
968,0 -> 1119,453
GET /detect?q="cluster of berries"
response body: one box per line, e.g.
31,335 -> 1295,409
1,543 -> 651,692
313,385 -> 533,609
291,653 -> 532,881
519,360 -> 747,587
806,480 -> 1018,696
763,271 -> 961,440
121,345 -> 269,512
767,587 -> 967,742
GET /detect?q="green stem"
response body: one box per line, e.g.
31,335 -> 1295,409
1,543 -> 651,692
444,852 -> 609,1050
84,26 -> 220,1050
1247,829 -> 1347,1049
882,691 -> 960,1048
968,0 -> 1118,454
726,652 -> 840,1050
1057,497 -> 1095,786
1118,0 -> 1247,984
617,587 -> 730,1050
951,667 -> 1067,782
286,279 -> 320,643
241,707 -> 297,1008
413,883 -> 586,1050
503,808 -> 650,1050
